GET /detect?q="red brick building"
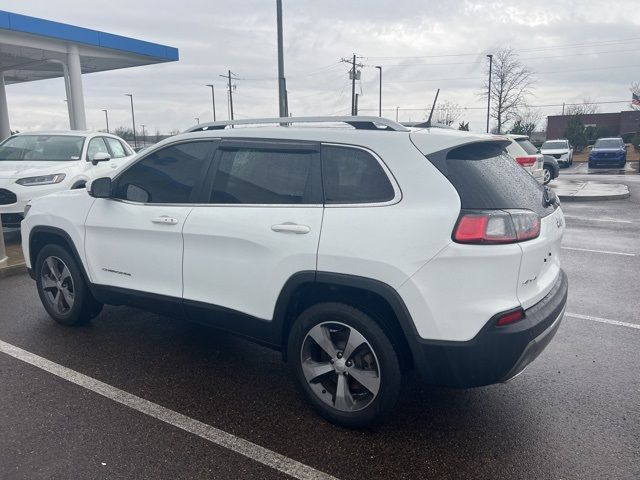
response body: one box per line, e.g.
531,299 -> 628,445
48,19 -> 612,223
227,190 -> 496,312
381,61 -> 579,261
546,110 -> 640,139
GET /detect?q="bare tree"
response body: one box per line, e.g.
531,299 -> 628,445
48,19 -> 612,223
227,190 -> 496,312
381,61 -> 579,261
480,48 -> 534,133
432,100 -> 462,126
564,97 -> 600,116
630,82 -> 640,111
513,106 -> 542,131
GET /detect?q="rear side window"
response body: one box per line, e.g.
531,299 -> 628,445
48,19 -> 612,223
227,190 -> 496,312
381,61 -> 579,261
210,148 -> 317,204
515,138 -> 538,155
322,145 -> 395,204
429,143 -> 554,217
114,141 -> 211,203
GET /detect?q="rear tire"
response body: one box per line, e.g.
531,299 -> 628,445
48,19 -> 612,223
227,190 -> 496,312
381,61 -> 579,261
35,244 -> 103,326
543,166 -> 552,185
288,302 -> 401,428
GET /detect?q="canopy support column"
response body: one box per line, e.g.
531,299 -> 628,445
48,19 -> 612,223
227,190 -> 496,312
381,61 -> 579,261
0,73 -> 10,141
66,44 -> 86,130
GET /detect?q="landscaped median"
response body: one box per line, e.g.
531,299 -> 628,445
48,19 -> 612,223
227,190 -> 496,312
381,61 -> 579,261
550,179 -> 630,201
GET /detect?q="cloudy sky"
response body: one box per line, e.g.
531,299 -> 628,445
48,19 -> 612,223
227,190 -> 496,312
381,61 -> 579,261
4,0 -> 640,134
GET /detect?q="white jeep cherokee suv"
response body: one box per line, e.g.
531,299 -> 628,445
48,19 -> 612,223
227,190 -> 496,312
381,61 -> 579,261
21,117 -> 567,428
0,131 -> 134,228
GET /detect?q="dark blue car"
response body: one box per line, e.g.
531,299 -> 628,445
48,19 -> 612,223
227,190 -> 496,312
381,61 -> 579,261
588,137 -> 627,168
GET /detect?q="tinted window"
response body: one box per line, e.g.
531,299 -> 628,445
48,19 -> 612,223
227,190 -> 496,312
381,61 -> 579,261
105,137 -> 127,158
87,137 -> 109,160
430,143 -> 555,217
210,148 -> 316,204
322,145 -> 394,204
515,138 -> 538,155
114,142 -> 211,203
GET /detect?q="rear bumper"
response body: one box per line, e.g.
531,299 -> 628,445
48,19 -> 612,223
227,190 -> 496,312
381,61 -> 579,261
413,269 -> 568,388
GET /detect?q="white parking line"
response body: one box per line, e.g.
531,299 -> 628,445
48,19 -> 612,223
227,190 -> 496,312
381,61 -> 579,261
0,340 -> 338,480
564,215 -> 632,224
561,246 -> 635,257
565,312 -> 640,331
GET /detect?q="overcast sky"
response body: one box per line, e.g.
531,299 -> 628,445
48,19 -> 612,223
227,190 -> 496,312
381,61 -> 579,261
4,0 -> 640,134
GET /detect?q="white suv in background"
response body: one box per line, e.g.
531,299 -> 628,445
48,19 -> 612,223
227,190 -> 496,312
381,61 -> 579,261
0,131 -> 135,228
505,134 -> 545,183
541,139 -> 573,167
21,117 -> 568,428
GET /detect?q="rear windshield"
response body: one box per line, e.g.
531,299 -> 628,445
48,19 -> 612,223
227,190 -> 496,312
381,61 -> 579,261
542,141 -> 567,150
428,143 -> 555,217
0,135 -> 84,161
594,138 -> 624,149
515,138 -> 538,155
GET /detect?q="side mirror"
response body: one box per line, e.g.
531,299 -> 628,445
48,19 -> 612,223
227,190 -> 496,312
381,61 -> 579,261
89,177 -> 112,198
91,152 -> 111,166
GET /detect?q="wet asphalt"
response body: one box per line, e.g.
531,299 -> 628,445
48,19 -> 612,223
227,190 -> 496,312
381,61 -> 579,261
0,169 -> 639,480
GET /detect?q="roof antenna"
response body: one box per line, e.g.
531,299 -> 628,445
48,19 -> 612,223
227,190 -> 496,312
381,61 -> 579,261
425,88 -> 440,128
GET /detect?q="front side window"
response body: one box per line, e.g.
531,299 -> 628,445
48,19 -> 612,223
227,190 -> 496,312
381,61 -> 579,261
87,137 -> 110,160
114,141 -> 211,204
105,137 -> 127,158
321,145 -> 395,204
210,148 -> 316,204
0,135 -> 84,161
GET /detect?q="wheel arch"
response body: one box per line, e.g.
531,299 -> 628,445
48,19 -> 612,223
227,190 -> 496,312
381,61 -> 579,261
29,226 -> 90,285
274,271 -> 421,371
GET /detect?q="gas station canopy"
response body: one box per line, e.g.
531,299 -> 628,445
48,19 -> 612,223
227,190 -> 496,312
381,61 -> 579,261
0,10 -> 179,138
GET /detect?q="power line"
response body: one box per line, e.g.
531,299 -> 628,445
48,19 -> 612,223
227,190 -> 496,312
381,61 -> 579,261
362,36 -> 640,60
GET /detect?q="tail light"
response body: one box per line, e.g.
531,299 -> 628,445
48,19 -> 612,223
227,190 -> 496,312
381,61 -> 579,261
496,308 -> 525,326
515,156 -> 537,167
453,210 -> 540,244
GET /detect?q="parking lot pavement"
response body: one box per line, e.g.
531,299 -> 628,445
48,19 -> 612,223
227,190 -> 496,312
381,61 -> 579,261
1,174 -> 639,480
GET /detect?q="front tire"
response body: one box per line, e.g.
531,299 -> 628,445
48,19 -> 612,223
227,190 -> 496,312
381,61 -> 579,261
288,302 -> 401,428
35,244 -> 103,326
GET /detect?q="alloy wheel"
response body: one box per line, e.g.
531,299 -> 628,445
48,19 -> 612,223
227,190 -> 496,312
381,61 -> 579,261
41,256 -> 75,315
300,321 -> 381,412
543,168 -> 552,184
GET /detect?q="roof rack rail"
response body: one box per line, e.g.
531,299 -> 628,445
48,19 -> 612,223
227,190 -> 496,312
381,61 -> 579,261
183,116 -> 410,133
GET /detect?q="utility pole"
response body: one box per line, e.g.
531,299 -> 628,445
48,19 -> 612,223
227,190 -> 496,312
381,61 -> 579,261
125,94 -> 137,148
396,106 -> 399,122
375,66 -> 382,117
486,54 -> 493,133
220,71 -> 239,121
206,84 -> 216,121
276,0 -> 288,118
340,55 -> 363,116
354,93 -> 359,116
102,109 -> 109,133
562,102 -> 565,115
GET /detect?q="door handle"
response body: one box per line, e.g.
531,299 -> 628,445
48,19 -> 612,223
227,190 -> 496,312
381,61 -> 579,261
271,223 -> 311,234
152,215 -> 179,225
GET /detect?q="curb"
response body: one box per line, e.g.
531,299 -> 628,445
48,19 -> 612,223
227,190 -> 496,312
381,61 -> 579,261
557,191 -> 630,202
0,262 -> 27,279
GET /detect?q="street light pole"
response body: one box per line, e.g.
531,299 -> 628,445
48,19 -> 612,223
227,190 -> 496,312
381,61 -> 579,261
375,66 -> 382,117
125,94 -> 137,148
102,109 -> 109,133
486,54 -> 493,134
276,0 -> 288,118
140,124 -> 146,145
194,117 -> 200,124
206,84 -> 216,121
